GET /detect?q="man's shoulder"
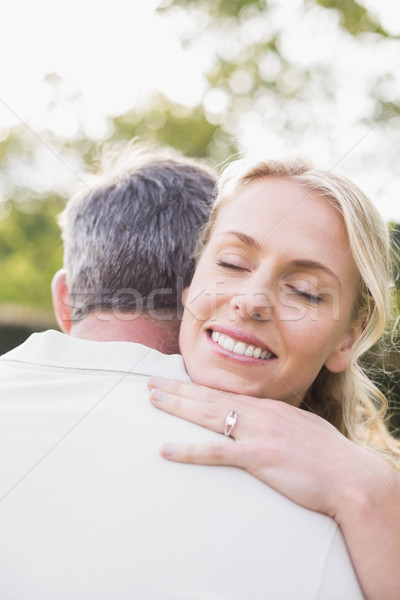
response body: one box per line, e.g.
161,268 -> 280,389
0,330 -> 189,381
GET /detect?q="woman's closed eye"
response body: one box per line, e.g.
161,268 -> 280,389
216,256 -> 250,272
287,285 -> 321,304
217,260 -> 243,271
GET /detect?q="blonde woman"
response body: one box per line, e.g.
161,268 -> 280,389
148,157 -> 400,600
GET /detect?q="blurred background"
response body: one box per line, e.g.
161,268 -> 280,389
0,0 -> 399,430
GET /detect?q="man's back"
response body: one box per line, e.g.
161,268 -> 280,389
0,331 -> 363,599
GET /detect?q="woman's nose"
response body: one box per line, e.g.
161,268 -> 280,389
229,290 -> 275,321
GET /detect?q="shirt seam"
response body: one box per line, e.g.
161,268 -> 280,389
0,358 -> 151,378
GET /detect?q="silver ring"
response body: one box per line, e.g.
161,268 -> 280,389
224,410 -> 238,437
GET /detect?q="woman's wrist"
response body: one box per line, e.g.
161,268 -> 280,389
334,452 -> 400,529
331,457 -> 400,600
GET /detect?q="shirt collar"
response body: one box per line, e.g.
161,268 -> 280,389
1,330 -> 189,381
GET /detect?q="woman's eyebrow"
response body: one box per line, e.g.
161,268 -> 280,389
290,260 -> 341,288
220,230 -> 263,251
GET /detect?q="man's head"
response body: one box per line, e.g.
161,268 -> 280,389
52,143 -> 216,352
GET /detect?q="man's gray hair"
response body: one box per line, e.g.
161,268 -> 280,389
59,143 -> 216,320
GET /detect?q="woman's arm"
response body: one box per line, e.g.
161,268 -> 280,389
148,377 -> 400,600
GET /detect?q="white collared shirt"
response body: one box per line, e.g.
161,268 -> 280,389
0,331 -> 363,599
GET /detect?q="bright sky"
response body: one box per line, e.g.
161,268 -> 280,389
1,0 -> 399,221
0,0 -> 205,131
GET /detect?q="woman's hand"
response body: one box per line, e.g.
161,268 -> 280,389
148,377 -> 400,600
147,377 -> 390,519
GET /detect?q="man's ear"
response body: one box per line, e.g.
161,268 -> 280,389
51,269 -> 72,334
323,323 -> 362,374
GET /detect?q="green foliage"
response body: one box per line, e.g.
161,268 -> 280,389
110,94 -> 237,163
312,0 -> 391,37
0,196 -> 64,310
159,0 -> 267,18
162,0 -> 394,38
157,0 -> 400,158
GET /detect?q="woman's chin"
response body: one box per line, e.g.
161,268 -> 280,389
190,366 -> 267,399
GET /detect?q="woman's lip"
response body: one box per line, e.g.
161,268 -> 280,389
206,325 -> 276,356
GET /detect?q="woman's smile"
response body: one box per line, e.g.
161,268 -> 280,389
207,326 -> 277,363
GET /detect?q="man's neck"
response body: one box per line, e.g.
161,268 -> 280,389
69,312 -> 180,355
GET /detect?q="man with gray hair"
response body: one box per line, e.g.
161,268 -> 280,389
52,144 -> 215,352
0,145 -> 362,599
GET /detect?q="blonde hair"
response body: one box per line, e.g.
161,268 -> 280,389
201,156 -> 400,468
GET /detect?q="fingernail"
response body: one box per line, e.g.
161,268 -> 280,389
149,377 -> 165,389
160,444 -> 175,458
151,389 -> 167,403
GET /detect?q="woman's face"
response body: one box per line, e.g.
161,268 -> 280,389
179,177 -> 361,406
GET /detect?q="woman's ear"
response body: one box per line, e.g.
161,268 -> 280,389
51,269 -> 72,334
323,323 -> 362,374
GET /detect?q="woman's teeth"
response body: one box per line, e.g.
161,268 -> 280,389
210,330 -> 274,360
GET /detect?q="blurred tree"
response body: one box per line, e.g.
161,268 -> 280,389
0,195 -> 64,309
110,93 -> 238,163
312,0 -> 392,37
157,0 -> 400,181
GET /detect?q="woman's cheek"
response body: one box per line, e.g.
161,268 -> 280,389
185,281 -> 225,323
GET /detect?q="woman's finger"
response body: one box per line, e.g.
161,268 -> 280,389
147,377 -> 226,402
159,440 -> 254,468
149,388 -> 235,435
147,376 -> 263,409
